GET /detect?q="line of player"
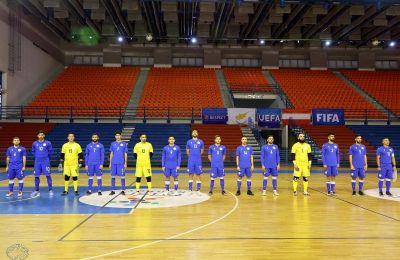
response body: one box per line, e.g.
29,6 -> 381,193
3,129 -> 397,198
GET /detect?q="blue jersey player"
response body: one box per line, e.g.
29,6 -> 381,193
376,137 -> 397,196
208,135 -> 226,195
162,136 -> 181,194
236,137 -> 254,196
85,133 -> 105,195
349,135 -> 368,196
322,133 -> 340,196
5,137 -> 26,198
31,130 -> 53,197
109,131 -> 128,196
186,130 -> 204,193
261,135 -> 280,196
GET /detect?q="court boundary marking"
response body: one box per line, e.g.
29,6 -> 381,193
79,190 -> 239,260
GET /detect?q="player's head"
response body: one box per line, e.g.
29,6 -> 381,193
37,130 -> 45,141
140,133 -> 147,143
168,136 -> 175,145
327,133 -> 335,142
267,135 -> 274,144
297,133 -> 305,143
355,135 -> 362,144
12,137 -> 20,146
241,136 -> 248,145
92,133 -> 99,143
192,130 -> 198,138
215,135 -> 221,145
67,133 -> 75,142
382,137 -> 390,146
115,131 -> 122,141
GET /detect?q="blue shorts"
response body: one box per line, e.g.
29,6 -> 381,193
187,161 -> 202,175
325,166 -> 338,177
238,168 -> 252,178
351,168 -> 365,179
8,167 -> 24,180
34,161 -> 51,176
164,168 -> 178,178
111,164 -> 125,176
87,164 -> 102,177
378,166 -> 393,180
263,167 -> 278,177
211,168 -> 225,178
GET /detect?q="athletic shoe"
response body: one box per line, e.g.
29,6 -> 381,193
358,191 -> 365,196
352,191 -> 357,196
221,190 -> 226,195
303,191 -> 310,196
86,191 -> 92,195
236,190 -> 241,196
262,190 -> 267,196
18,192 -> 23,198
98,191 -> 102,196
247,190 -> 254,196
61,191 -> 68,196
49,190 -> 54,197
208,191 -> 213,195
6,192 -> 13,197
273,190 -> 279,196
293,191 -> 298,196
109,191 -> 115,196
121,191 -> 125,196
74,191 -> 79,196
386,191 -> 393,196
379,191 -> 384,196
31,191 -> 40,198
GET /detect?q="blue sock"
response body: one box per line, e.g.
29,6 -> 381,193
111,177 -> 116,190
18,180 -> 23,192
210,179 -> 215,192
121,178 -> 126,191
237,179 -> 242,191
272,178 -> 277,190
331,182 -> 335,192
220,178 -> 224,191
247,180 -> 251,191
351,180 -> 356,192
196,181 -> 201,191
46,176 -> 52,191
97,177 -> 102,191
188,180 -> 193,191
358,180 -> 364,191
88,178 -> 93,191
386,180 -> 391,192
326,182 -> 331,193
174,181 -> 178,191
262,178 -> 267,191
378,179 -> 384,192
35,177 -> 40,191
165,181 -> 170,191
8,180 -> 14,192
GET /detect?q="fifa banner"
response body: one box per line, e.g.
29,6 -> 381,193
312,109 -> 345,125
227,108 -> 256,126
257,108 -> 282,128
201,108 -> 228,124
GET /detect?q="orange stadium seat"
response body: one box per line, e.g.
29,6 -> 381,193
223,68 -> 273,92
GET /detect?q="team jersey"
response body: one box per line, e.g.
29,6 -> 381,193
85,142 -> 105,165
134,142 -> 153,167
291,142 -> 312,163
61,142 -> 82,166
236,145 -> 253,168
261,144 -> 280,168
208,144 -> 226,168
322,142 -> 340,166
186,139 -> 204,162
162,145 -> 181,168
109,141 -> 128,165
377,146 -> 395,165
349,144 -> 367,168
31,140 -> 53,161
7,146 -> 26,168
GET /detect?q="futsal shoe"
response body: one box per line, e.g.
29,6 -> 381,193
303,191 -> 310,196
49,190 -> 54,197
358,191 -> 365,196
293,191 -> 298,196
235,190 -> 241,196
379,191 -> 384,196
109,191 -> 115,196
208,191 -> 213,195
74,191 -> 79,196
273,190 -> 279,196
386,191 -> 393,196
86,191 -> 92,195
121,191 -> 126,196
98,191 -> 102,196
31,191 -> 40,198
247,190 -> 254,196
221,190 -> 226,195
18,192 -> 23,198
352,191 -> 357,196
262,190 -> 267,196
6,192 -> 13,197
61,191 -> 68,196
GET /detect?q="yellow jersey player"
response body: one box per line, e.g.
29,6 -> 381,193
291,133 -> 312,196
133,133 -> 153,195
60,133 -> 83,196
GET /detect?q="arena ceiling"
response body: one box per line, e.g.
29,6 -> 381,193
9,0 -> 400,48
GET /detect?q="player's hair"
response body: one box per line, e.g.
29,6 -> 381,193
327,132 -> 335,137
92,133 -> 99,137
215,135 -> 221,139
115,131 -> 122,135
382,137 -> 389,141
37,130 -> 45,135
355,134 -> 362,138
241,136 -> 247,139
168,136 -> 175,139
267,135 -> 274,139
67,132 -> 74,136
297,133 -> 305,137
13,137 -> 20,140
140,133 -> 147,138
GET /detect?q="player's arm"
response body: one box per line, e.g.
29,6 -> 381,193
177,147 -> 181,169
376,152 -> 381,170
161,148 -> 166,170
337,147 -> 340,168
22,149 -> 27,171
133,144 -> 138,159
200,141 -> 204,155
307,145 -> 312,169
149,144 -> 154,159
100,145 -> 104,169
207,147 -> 212,162
31,143 -> 35,156
109,152 -> 113,168
291,145 -> 298,170
364,154 -> 368,170
392,153 -> 397,170
261,146 -> 265,170
5,150 -> 10,172
321,145 -> 327,167
124,152 -> 128,169
349,154 -> 354,170
277,147 -> 281,170
222,147 -> 226,161
186,141 -> 190,156
85,145 -> 89,168
250,155 -> 254,171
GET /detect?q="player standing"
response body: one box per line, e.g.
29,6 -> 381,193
31,130 -> 53,197
376,137 -> 397,196
109,131 -> 128,195
133,134 -> 153,194
5,137 -> 26,198
349,135 -> 368,196
208,135 -> 226,195
186,130 -> 204,193
322,133 -> 340,196
291,133 -> 312,196
261,135 -> 280,196
236,137 -> 254,196
85,133 -> 105,195
162,136 -> 181,195
60,133 -> 83,196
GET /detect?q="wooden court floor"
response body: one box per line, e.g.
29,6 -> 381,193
1,166 -> 400,259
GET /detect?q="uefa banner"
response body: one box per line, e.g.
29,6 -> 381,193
201,108 -> 228,124
227,108 -> 256,126
312,108 -> 345,125
257,108 -> 282,128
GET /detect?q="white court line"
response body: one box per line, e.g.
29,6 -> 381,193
80,191 -> 239,260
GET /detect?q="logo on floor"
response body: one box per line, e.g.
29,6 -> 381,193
364,188 -> 400,202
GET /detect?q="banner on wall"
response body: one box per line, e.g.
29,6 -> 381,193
227,108 -> 256,126
312,109 -> 345,125
201,108 -> 228,124
257,108 -> 282,128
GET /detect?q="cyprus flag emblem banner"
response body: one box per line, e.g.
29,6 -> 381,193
227,108 -> 256,126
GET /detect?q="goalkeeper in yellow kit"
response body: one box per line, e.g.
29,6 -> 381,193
291,133 -> 312,196
60,133 -> 83,196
